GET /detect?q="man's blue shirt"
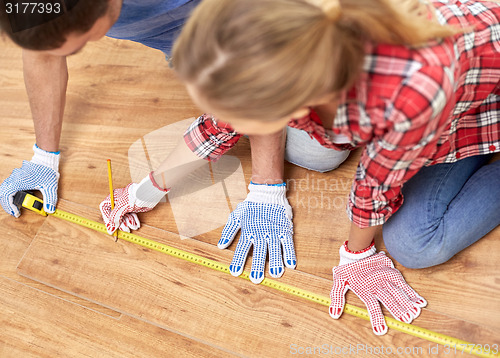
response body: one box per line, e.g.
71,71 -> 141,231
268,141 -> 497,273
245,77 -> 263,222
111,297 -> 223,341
106,0 -> 197,56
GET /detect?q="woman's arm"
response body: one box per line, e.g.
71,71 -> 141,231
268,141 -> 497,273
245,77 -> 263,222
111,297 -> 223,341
150,126 -> 286,189
151,135 -> 207,189
348,223 -> 379,251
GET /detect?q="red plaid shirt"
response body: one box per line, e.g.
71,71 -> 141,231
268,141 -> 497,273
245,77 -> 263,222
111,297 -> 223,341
184,0 -> 500,228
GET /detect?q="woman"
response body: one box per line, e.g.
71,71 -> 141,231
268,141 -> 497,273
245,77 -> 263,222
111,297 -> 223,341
167,0 -> 500,334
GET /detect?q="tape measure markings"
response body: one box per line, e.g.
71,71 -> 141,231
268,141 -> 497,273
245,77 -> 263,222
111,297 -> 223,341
42,206 -> 498,358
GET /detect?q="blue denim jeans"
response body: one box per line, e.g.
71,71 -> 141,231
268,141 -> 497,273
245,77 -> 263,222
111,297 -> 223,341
285,128 -> 500,268
383,154 -> 500,269
285,127 -> 350,172
106,0 -> 200,56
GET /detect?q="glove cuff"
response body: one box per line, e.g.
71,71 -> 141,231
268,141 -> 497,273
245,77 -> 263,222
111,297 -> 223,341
31,144 -> 60,173
338,240 -> 376,266
246,182 -> 288,207
133,172 -> 170,208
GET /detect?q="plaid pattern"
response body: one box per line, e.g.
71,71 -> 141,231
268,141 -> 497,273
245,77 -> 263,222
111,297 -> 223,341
342,0 -> 500,227
184,0 -> 500,228
183,114 -> 241,162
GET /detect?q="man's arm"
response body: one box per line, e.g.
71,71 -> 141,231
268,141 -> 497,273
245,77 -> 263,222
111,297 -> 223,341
0,50 -> 68,217
219,128 -> 294,283
249,129 -> 286,185
23,49 -> 68,152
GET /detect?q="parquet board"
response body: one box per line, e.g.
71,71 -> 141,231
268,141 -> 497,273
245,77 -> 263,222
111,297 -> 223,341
0,188 -> 228,357
16,200 -> 500,357
1,34 -> 499,357
0,85 -> 126,319
0,276 -> 230,358
59,41 -> 500,336
0,208 -> 123,319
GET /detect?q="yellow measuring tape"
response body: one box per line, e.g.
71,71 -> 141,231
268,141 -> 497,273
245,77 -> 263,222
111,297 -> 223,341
18,192 -> 499,358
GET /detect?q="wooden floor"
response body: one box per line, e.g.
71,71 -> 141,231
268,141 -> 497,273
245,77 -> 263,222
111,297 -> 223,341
0,37 -> 499,358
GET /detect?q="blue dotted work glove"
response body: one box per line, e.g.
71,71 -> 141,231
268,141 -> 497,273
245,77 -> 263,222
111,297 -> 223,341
0,144 -> 60,217
218,182 -> 296,284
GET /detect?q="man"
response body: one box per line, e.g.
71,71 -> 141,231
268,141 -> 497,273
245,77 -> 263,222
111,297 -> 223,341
0,0 -> 199,215
0,0 -> 295,284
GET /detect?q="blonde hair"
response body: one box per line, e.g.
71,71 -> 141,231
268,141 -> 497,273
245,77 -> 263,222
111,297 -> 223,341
172,0 -> 459,121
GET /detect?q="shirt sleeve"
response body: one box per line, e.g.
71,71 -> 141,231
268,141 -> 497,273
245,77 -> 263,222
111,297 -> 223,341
184,114 -> 242,162
348,65 -> 455,228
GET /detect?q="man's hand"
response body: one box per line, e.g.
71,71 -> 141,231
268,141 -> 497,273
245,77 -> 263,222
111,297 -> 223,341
0,144 -> 60,217
218,182 -> 296,284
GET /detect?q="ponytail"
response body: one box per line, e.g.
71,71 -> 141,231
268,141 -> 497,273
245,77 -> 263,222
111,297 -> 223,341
335,0 -> 458,46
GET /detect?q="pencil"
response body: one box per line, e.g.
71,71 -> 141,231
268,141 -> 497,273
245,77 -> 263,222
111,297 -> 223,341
107,159 -> 118,242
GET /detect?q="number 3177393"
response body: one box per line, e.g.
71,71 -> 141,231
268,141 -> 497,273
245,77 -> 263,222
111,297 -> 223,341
5,2 -> 62,14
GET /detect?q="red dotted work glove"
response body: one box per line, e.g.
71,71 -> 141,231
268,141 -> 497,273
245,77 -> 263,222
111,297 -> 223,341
329,241 -> 427,335
99,172 -> 169,235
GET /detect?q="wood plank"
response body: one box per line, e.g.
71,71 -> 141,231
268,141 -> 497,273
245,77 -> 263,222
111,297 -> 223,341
17,200 -> 499,357
0,187 -> 228,356
0,92 -> 126,319
0,94 -> 124,319
279,149 -> 500,334
0,276 -> 231,358
395,227 -> 500,333
0,206 -> 123,319
2,35 -> 499,356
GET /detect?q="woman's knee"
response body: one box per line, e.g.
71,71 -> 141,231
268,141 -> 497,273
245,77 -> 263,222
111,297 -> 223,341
383,224 -> 453,269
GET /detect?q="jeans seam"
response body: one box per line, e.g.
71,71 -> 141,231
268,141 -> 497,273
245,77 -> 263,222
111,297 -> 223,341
428,165 -> 454,228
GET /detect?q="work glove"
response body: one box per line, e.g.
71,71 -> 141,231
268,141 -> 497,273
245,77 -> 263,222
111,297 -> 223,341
0,144 -> 60,217
218,182 -> 296,284
329,241 -> 427,335
99,172 -> 169,235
